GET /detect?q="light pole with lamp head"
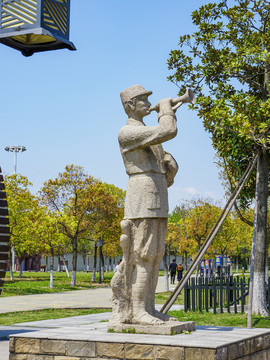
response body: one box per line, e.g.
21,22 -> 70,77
5,146 -> 27,175
4,145 -> 27,273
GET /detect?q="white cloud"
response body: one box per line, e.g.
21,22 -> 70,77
184,187 -> 199,195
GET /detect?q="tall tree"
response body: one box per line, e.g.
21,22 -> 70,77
37,211 -> 70,288
40,164 -> 123,286
5,174 -> 42,278
90,183 -> 125,281
167,0 -> 270,315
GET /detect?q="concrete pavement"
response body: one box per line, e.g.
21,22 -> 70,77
0,276 -> 176,313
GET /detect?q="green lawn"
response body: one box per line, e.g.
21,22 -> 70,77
1,271 -> 114,297
0,308 -> 111,326
155,291 -> 184,305
168,310 -> 270,329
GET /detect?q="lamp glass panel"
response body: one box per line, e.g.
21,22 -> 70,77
11,33 -> 56,45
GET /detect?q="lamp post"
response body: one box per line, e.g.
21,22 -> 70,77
5,145 -> 26,272
5,145 -> 26,175
97,234 -> 103,284
0,0 -> 76,56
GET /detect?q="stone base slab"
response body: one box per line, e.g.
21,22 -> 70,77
9,324 -> 270,360
108,321 -> 195,335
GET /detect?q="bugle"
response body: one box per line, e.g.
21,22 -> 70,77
149,88 -> 195,113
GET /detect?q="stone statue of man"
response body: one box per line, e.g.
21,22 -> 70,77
109,85 -> 179,327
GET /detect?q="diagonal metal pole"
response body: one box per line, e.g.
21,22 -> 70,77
161,154 -> 258,314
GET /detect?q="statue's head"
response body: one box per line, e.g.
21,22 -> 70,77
120,85 -> 152,117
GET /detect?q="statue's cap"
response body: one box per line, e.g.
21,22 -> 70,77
120,85 -> 152,104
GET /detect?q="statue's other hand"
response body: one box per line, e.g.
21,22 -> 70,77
164,151 -> 178,187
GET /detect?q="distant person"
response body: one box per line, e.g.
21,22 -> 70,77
114,259 -> 122,273
177,263 -> 184,282
169,259 -> 177,284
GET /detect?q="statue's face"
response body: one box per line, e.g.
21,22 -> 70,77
134,95 -> 151,117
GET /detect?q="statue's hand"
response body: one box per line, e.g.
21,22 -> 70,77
158,98 -> 175,120
164,151 -> 178,187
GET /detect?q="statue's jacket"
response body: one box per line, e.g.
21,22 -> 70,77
118,116 -> 178,220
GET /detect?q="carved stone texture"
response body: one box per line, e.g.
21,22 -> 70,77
109,85 -> 181,330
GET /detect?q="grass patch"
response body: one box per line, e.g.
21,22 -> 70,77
1,271 -> 115,297
155,291 -> 184,305
168,310 -> 270,328
0,308 -> 111,326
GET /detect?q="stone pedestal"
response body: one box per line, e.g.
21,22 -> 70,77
108,321 -> 195,335
9,323 -> 270,360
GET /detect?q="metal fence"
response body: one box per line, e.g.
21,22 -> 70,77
184,276 -> 270,313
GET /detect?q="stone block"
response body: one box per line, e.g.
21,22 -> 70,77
15,338 -> 41,354
262,333 -> 270,350
9,337 -> 15,353
96,342 -> 124,358
236,340 -> 248,357
67,340 -> 95,357
9,355 -> 28,360
125,344 -> 154,359
155,345 -> 184,360
41,340 -> 67,355
228,343 -> 242,360
54,357 -> 81,360
185,348 -> 216,360
255,348 -> 270,360
108,321 -> 195,335
254,336 -> 264,352
216,347 -> 227,360
28,355 -> 54,360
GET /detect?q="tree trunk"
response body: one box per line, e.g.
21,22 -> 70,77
57,256 -> 61,271
70,239 -> 77,287
252,148 -> 269,316
265,247 -> 268,286
62,254 -> 69,278
163,252 -> 169,292
109,257 -> 112,271
91,244 -> 97,282
50,247 -> 54,288
18,256 -> 23,278
184,251 -> 188,272
82,253 -> 86,272
9,249 -> 14,281
101,247 -> 104,280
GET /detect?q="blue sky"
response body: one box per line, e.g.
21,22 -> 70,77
0,0 -> 225,211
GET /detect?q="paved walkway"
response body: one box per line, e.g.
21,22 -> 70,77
0,276 -> 177,313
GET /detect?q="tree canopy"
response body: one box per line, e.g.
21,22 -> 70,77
167,0 -> 270,315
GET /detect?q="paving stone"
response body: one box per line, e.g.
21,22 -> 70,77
67,340 -> 95,357
185,347 -> 216,360
15,338 -> 41,354
41,340 -> 67,355
125,343 -> 154,359
96,342 -> 124,358
155,345 -> 184,360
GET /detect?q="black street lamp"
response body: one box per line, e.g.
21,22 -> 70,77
97,234 -> 103,284
0,0 -> 76,56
